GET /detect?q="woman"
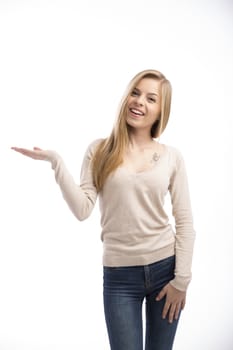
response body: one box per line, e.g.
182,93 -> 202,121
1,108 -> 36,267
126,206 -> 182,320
12,69 -> 195,350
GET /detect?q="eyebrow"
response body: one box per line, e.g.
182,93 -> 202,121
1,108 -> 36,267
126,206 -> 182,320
133,87 -> 159,96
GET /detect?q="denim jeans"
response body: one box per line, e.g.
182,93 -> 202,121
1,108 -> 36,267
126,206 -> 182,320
103,255 -> 180,350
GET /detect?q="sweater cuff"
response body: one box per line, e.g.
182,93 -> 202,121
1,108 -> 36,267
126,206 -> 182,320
44,150 -> 62,168
169,275 -> 192,292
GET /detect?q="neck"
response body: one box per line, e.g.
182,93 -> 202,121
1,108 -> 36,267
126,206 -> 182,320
128,130 -> 155,150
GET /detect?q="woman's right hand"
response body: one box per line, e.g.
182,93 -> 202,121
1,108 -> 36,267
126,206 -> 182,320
11,146 -> 57,162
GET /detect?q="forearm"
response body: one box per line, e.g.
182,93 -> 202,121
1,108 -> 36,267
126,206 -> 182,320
50,153 -> 97,221
170,229 -> 196,291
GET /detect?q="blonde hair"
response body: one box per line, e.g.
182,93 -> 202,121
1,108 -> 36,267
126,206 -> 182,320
92,69 -> 172,192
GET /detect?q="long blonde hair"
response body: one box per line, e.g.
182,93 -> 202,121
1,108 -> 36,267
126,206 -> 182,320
92,69 -> 172,192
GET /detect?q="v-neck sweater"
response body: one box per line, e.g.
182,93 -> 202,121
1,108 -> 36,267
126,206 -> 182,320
50,139 -> 195,291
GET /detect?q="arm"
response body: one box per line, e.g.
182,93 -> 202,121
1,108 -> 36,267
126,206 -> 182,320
168,149 -> 196,291
11,140 -> 100,221
50,141 -> 99,220
156,148 -> 195,322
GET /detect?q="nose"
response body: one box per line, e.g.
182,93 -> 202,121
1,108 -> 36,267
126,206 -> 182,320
135,94 -> 145,106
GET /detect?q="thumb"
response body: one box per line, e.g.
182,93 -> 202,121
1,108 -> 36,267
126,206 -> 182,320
156,285 -> 167,301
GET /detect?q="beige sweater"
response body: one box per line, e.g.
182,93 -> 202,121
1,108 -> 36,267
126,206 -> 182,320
50,139 -> 195,291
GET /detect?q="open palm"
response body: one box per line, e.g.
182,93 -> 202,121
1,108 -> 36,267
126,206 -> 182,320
11,146 -> 55,161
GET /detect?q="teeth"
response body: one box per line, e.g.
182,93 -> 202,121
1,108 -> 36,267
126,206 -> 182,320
131,108 -> 143,115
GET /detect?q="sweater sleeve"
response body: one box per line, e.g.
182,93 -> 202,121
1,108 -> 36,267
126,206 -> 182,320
49,139 -> 100,221
168,149 -> 196,291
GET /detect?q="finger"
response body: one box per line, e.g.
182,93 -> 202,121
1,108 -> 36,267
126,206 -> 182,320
12,148 -> 35,157
162,301 -> 170,319
168,303 -> 176,323
181,299 -> 186,310
11,147 -> 31,155
11,147 -> 31,153
175,303 -> 181,320
156,290 -> 165,301
156,286 -> 167,301
33,147 -> 42,150
11,147 -> 42,159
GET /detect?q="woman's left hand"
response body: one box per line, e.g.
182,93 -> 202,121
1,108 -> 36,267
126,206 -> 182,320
156,283 -> 186,323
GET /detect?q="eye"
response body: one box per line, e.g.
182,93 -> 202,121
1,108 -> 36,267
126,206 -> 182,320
148,97 -> 156,103
131,89 -> 139,96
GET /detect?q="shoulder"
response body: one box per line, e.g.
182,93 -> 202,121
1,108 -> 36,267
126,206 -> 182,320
162,143 -> 184,160
85,138 -> 105,158
161,143 -> 186,172
88,138 -> 104,149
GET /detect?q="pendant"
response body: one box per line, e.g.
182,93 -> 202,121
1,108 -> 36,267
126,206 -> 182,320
152,152 -> 160,162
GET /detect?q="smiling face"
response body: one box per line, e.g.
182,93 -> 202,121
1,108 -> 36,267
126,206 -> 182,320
126,77 -> 161,136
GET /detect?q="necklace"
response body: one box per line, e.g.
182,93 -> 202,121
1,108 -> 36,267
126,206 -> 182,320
152,152 -> 160,162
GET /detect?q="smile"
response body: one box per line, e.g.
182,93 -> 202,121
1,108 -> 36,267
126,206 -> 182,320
129,108 -> 145,117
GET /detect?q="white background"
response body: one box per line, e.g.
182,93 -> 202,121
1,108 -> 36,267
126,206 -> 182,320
0,0 -> 233,349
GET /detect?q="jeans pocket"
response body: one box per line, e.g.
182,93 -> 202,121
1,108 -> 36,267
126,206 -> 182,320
150,256 -> 176,290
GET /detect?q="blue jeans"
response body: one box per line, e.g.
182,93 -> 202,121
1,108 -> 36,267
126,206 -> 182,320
103,255 -> 180,350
